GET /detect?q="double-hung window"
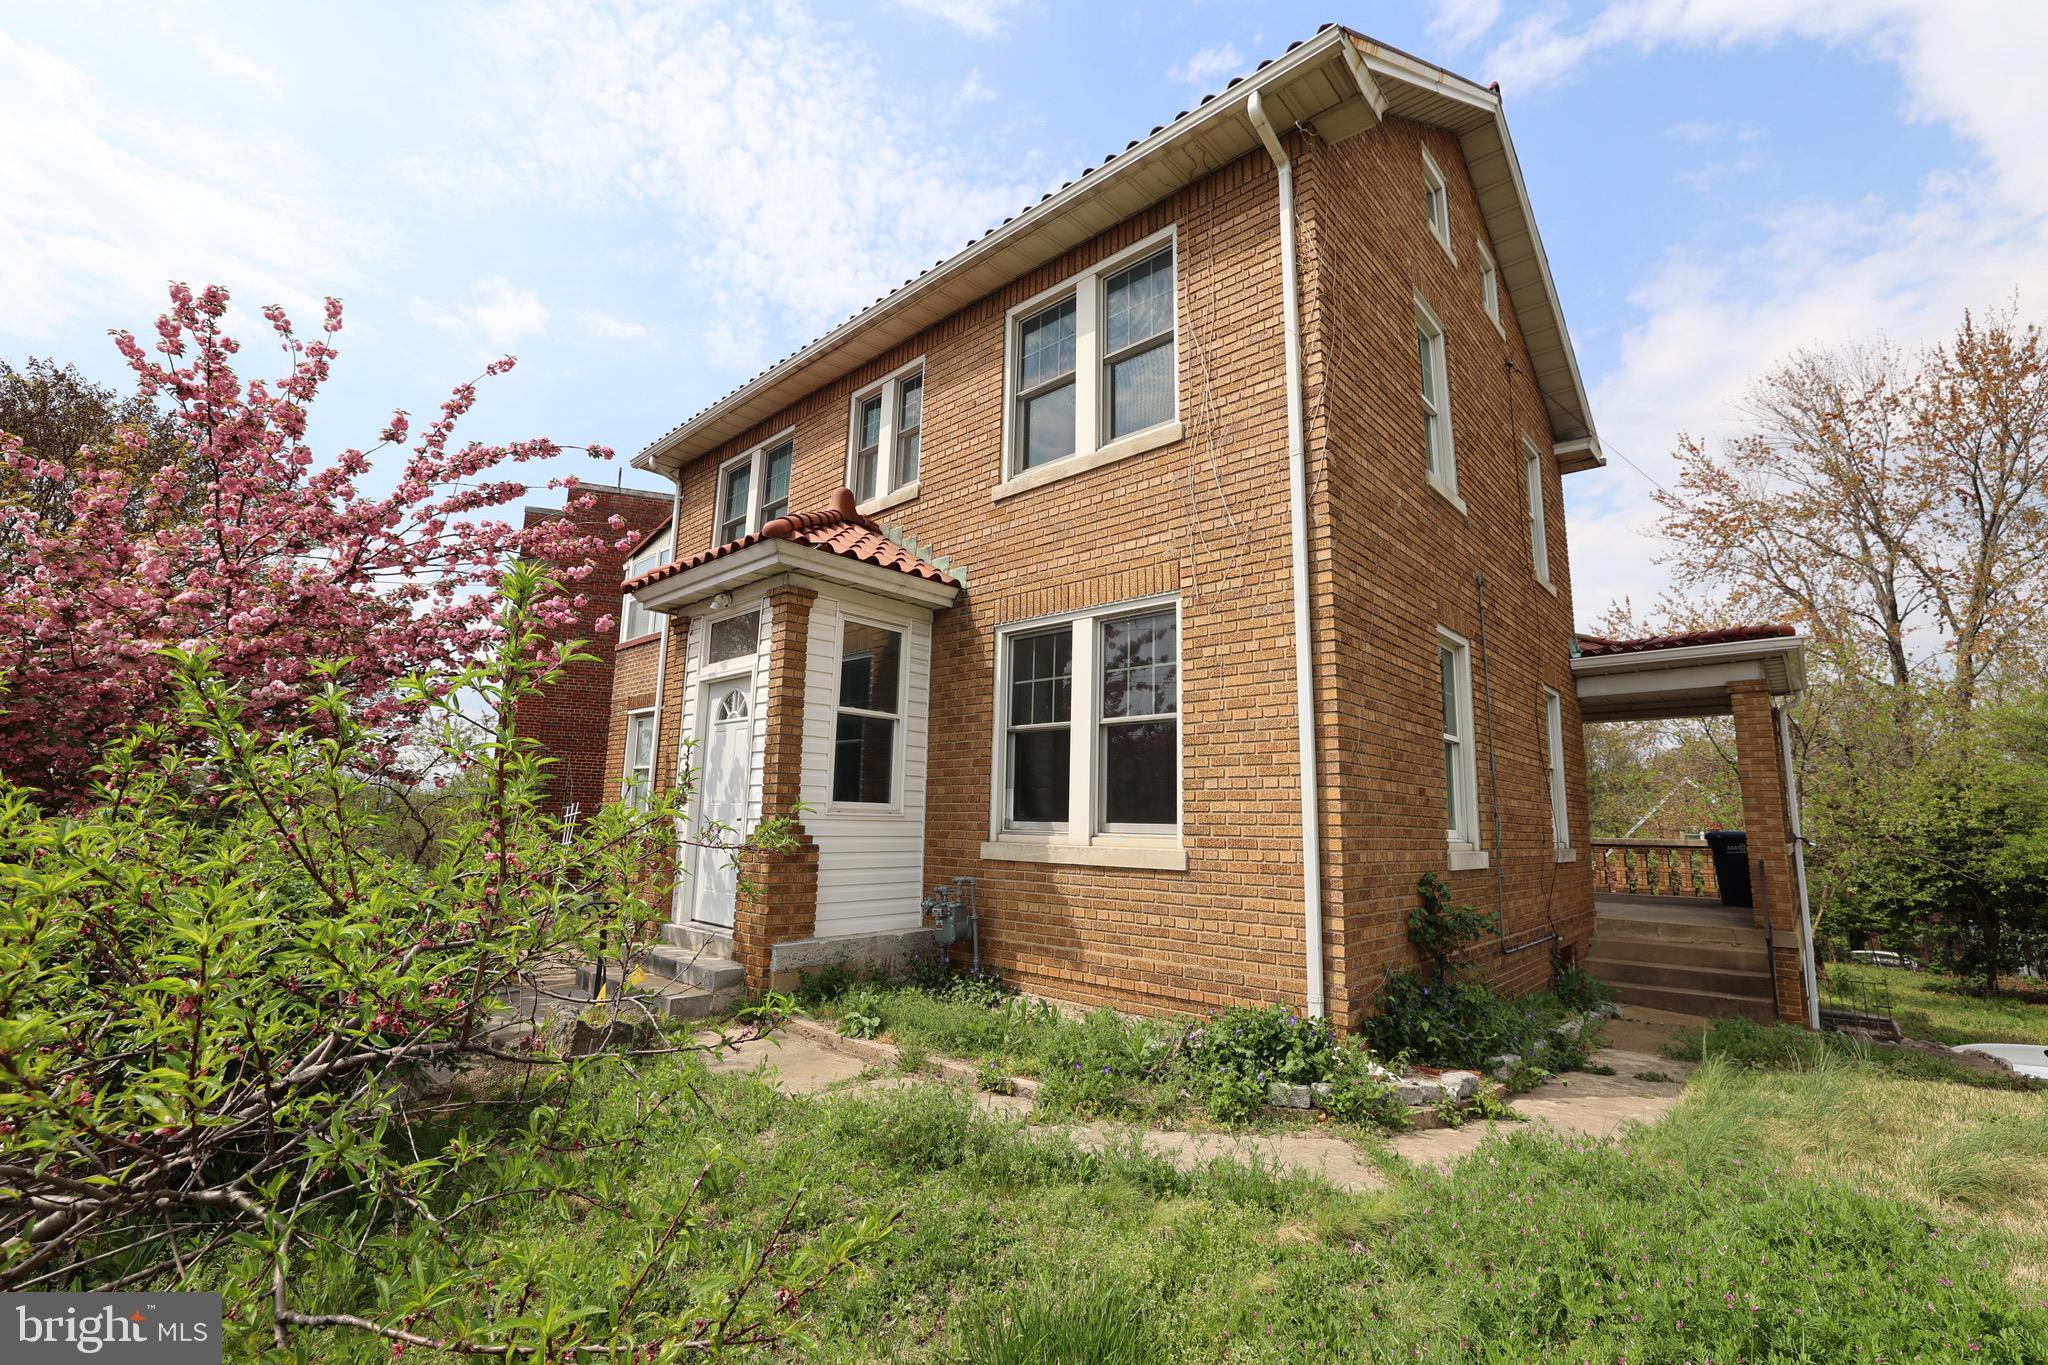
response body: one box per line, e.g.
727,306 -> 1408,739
1439,630 -> 1479,855
618,528 -> 672,641
622,708 -> 657,808
1004,231 -> 1178,482
1524,438 -> 1551,585
832,620 -> 902,806
1415,297 -> 1456,496
714,435 -> 793,545
847,361 -> 924,507
1542,687 -> 1570,851
994,599 -> 1180,851
1422,147 -> 1452,255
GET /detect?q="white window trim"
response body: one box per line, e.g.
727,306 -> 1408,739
1439,627 -> 1484,868
982,593 -> 1184,869
846,356 -> 925,515
1422,147 -> 1454,260
711,427 -> 796,548
622,706 -> 657,809
619,528 -> 673,643
1414,292 -> 1461,510
826,608 -> 907,814
1476,234 -> 1503,336
997,225 -> 1181,497
1524,436 -> 1553,590
1543,685 -> 1571,856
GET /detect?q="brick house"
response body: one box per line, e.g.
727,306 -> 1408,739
530,26 -> 1820,1029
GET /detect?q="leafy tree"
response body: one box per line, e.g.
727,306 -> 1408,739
0,566 -> 880,1358
0,283 -> 621,801
0,357 -> 191,556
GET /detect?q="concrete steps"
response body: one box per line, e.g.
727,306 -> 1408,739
661,922 -> 735,958
1589,909 -> 1777,1022
572,962 -> 741,1021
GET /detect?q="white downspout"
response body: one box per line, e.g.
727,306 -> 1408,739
1776,697 -> 1820,1028
1247,91 -> 1326,1019
651,474 -> 681,919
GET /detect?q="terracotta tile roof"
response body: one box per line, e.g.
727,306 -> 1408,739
1575,623 -> 1797,658
622,488 -> 959,594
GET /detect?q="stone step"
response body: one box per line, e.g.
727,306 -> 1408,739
1588,932 -> 1772,973
1587,953 -> 1774,1000
660,922 -> 735,958
573,964 -> 741,1021
643,944 -> 746,993
1592,914 -> 1766,949
1608,979 -> 1779,1023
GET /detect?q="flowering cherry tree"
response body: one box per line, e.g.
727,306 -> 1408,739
0,283 -> 626,799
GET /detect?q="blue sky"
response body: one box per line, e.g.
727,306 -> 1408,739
5,1 -> 2046,625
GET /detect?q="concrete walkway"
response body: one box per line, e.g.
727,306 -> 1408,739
700,1010 -> 1698,1189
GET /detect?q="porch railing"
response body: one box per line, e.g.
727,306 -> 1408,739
1591,839 -> 1720,899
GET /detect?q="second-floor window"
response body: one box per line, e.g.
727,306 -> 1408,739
1416,297 -> 1456,495
847,360 -> 924,506
1006,231 -> 1178,479
1422,147 -> 1451,256
1524,437 -> 1551,585
715,435 -> 793,545
619,528 -> 672,641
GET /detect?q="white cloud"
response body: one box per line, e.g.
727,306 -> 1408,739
423,0 -> 1044,373
1169,41 -> 1246,88
1428,0 -> 1503,50
888,0 -> 1028,39
575,308 -> 649,340
0,29 -> 365,338
413,276 -> 550,350
953,68 -> 996,108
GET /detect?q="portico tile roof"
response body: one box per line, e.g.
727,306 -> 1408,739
621,488 -> 958,594
1575,623 -> 1796,658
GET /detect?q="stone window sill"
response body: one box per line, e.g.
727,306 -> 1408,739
991,420 -> 1184,503
1553,846 -> 1578,864
980,837 -> 1188,871
1428,474 -> 1468,517
858,480 -> 920,518
1448,846 -> 1491,872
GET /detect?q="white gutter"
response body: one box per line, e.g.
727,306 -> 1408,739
1776,697 -> 1821,1029
1247,90 -> 1326,1020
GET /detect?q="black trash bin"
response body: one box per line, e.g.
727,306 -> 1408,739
1703,829 -> 1752,908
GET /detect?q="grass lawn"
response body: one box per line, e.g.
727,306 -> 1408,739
1827,962 -> 2048,1046
259,1022 -> 2048,1362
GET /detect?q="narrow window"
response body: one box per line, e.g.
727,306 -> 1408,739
894,372 -> 922,486
1525,439 -> 1550,584
716,460 -> 751,544
1543,687 -> 1570,849
1005,627 -> 1072,826
1416,301 -> 1454,492
1099,608 -> 1178,829
623,709 -> 657,808
619,529 -> 671,640
1422,148 -> 1451,253
1015,296 -> 1078,471
1477,236 -> 1500,328
758,439 -> 792,524
832,621 -> 902,805
1102,248 -> 1175,441
1439,633 -> 1475,845
853,395 -> 882,503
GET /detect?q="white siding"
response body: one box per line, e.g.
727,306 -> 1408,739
801,585 -> 933,938
670,594 -> 773,925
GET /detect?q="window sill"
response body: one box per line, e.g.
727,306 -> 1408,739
979,837 -> 1188,872
1427,475 -> 1468,516
1431,229 -> 1456,264
615,630 -> 663,651
1447,847 -> 1490,872
1553,846 -> 1578,864
1535,574 -> 1557,598
992,419 -> 1184,503
857,480 -> 920,518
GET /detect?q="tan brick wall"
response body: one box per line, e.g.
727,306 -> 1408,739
1729,679 -> 1809,1024
604,117 -> 1596,1025
733,586 -> 820,986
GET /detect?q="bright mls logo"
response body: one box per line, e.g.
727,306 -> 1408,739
1,1294 -> 220,1363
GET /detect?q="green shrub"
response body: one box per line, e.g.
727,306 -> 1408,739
1360,970 -> 1533,1068
839,986 -> 886,1040
1201,1068 -> 1272,1125
1322,1061 -> 1410,1130
1552,956 -> 1616,1014
795,962 -> 857,1006
1035,1009 -> 1159,1117
1181,1003 -> 1338,1085
1407,871 -> 1498,978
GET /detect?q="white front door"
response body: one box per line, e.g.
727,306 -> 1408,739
691,677 -> 753,928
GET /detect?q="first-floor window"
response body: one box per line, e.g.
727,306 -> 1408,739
999,599 -> 1179,838
1440,630 -> 1476,846
1543,687 -> 1570,849
623,709 -> 657,808
832,620 -> 902,805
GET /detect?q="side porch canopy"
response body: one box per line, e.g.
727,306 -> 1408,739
1571,625 -> 1819,1028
